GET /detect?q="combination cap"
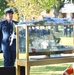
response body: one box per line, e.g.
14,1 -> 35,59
4,7 -> 14,14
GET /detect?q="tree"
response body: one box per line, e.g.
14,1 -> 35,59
7,0 -> 58,20
0,0 -> 8,19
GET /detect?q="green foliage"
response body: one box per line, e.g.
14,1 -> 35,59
40,0 -> 58,12
7,0 -> 58,19
7,0 -> 74,19
2,0 -> 74,19
0,0 -> 8,19
56,0 -> 64,12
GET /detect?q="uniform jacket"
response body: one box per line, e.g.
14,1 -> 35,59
0,20 -> 18,51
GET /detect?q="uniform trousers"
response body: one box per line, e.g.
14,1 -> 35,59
2,39 -> 16,67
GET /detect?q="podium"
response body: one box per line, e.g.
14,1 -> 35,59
16,24 -> 74,75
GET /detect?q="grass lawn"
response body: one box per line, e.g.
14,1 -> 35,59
0,37 -> 74,75
0,53 -> 3,66
0,53 -> 73,75
60,37 -> 74,46
30,64 -> 72,75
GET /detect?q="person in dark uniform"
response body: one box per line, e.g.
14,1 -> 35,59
0,7 -> 18,67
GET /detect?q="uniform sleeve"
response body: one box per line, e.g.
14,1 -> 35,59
12,20 -> 18,25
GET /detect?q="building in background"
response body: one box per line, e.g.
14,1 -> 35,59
59,1 -> 74,19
